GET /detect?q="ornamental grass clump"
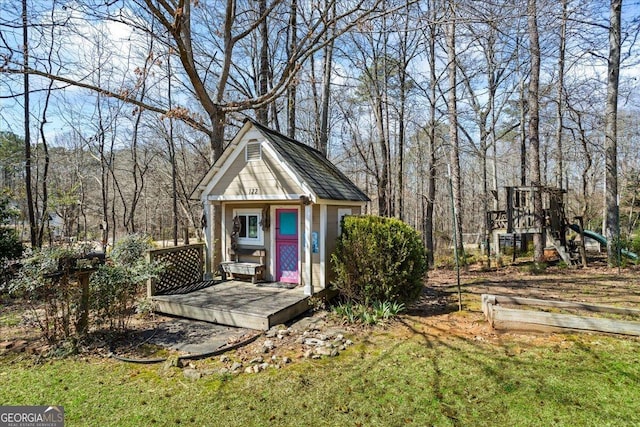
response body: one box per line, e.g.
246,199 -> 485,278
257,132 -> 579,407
331,215 -> 427,308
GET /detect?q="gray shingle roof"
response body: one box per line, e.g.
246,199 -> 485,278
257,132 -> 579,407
249,119 -> 369,202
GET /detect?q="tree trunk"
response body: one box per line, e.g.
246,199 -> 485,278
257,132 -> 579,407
286,0 -> 298,139
516,35 -> 527,186
446,3 -> 464,254
256,0 -> 269,124
36,79 -> 53,248
555,0 -> 567,188
423,0 -> 438,267
97,97 -> 109,251
168,38 -> 178,246
374,100 -> 390,217
604,0 -> 622,265
22,0 -> 37,247
397,0 -> 411,221
528,0 -> 544,263
317,0 -> 336,156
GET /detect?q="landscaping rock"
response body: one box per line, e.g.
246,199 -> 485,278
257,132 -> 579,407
263,340 -> 275,351
163,355 -> 182,369
303,338 -> 325,347
231,362 -> 243,371
183,368 -> 202,380
315,347 -> 339,357
219,355 -> 230,363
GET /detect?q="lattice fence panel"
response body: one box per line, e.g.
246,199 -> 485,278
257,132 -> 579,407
149,245 -> 212,295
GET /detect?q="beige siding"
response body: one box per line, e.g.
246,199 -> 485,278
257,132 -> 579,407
324,205 -> 362,286
311,204 -> 321,289
325,207 -> 339,286
210,140 -> 303,198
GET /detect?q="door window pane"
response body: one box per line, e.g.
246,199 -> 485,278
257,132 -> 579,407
248,215 -> 258,238
239,216 -> 247,238
279,212 -> 297,236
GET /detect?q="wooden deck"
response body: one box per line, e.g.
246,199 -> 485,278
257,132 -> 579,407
150,281 -> 310,330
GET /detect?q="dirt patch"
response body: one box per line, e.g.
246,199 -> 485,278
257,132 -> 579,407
405,260 -> 640,345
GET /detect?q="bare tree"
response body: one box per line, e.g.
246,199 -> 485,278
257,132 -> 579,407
555,0 -> 568,188
528,0 -> 544,263
316,0 -> 337,156
423,0 -> 441,267
286,0 -> 298,138
446,0 -> 463,254
604,0 -> 622,265
22,0 -> 37,247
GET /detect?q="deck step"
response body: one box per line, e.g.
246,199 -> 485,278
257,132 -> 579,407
150,281 -> 311,330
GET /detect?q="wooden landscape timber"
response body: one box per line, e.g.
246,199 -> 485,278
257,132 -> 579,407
482,294 -> 640,336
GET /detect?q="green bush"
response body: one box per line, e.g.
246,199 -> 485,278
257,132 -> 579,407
109,233 -> 155,265
331,215 -> 427,306
9,246 -> 86,342
8,234 -> 163,344
0,192 -> 22,261
90,233 -> 163,330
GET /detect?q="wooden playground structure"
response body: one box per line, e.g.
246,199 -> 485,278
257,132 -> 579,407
487,185 -> 587,266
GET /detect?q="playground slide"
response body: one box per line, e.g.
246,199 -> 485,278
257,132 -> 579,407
568,223 -> 639,261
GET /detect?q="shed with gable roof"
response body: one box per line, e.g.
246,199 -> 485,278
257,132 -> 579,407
192,118 -> 370,296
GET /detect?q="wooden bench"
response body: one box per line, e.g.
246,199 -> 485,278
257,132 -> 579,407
147,244 -> 216,296
220,248 -> 266,284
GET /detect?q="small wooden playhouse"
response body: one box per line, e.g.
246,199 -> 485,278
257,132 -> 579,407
192,118 -> 370,297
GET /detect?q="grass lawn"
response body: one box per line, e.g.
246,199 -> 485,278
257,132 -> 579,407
3,264 -> 640,426
1,319 -> 639,427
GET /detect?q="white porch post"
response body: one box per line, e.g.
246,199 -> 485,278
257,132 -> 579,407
304,203 -> 313,295
202,200 -> 213,279
319,204 -> 327,290
221,203 -> 226,263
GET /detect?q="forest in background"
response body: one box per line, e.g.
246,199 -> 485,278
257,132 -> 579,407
0,0 -> 639,265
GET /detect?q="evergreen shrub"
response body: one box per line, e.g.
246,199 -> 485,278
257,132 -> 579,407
331,215 -> 427,306
0,192 -> 22,261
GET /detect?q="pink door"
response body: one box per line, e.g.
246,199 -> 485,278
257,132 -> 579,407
275,209 -> 299,283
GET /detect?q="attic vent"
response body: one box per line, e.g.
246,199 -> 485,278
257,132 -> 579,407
246,141 -> 262,161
